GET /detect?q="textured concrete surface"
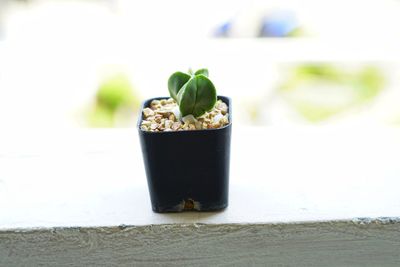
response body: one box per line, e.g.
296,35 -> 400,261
1,220 -> 400,266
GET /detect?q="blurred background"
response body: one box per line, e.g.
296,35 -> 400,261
1,0 -> 400,129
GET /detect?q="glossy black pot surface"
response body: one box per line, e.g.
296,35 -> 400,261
138,96 -> 232,212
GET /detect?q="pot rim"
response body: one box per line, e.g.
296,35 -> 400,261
137,96 -> 232,134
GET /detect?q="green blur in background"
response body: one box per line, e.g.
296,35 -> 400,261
87,74 -> 141,127
278,64 -> 385,122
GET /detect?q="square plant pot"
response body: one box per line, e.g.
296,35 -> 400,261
138,96 -> 232,212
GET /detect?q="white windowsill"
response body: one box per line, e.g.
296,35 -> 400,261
1,126 -> 399,230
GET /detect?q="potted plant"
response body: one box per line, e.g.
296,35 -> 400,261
137,69 -> 232,212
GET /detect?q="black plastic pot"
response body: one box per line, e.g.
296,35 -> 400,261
138,96 -> 232,213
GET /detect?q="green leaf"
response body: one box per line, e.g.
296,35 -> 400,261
194,68 -> 209,77
178,74 -> 217,117
168,72 -> 191,101
177,78 -> 196,117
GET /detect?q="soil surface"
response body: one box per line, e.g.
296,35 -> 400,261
140,98 -> 229,132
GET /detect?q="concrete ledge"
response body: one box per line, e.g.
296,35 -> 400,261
1,220 -> 400,266
1,127 -> 400,265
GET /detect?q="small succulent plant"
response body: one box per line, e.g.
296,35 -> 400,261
168,68 -> 217,118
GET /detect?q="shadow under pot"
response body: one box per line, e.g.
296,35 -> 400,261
138,96 -> 232,213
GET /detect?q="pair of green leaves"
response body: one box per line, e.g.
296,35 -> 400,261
168,68 -> 217,118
